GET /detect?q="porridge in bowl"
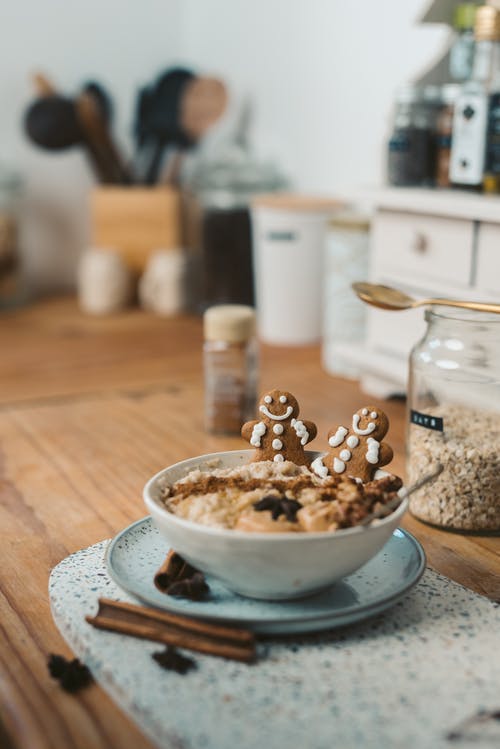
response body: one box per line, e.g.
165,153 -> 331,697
160,459 -> 403,533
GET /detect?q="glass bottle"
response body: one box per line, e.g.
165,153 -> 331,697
0,166 -> 24,310
407,306 -> 500,532
435,84 -> 461,188
483,8 -> 500,191
387,86 -> 435,186
203,304 -> 258,435
450,4 -> 500,189
449,3 -> 478,82
181,127 -> 285,314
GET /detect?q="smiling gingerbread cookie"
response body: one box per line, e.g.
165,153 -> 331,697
312,406 -> 393,482
241,388 -> 317,465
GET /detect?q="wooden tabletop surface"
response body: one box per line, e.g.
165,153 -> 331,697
1,296 -> 499,749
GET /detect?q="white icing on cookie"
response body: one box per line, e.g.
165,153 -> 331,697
292,419 -> 309,446
273,454 -> 284,463
272,438 -> 283,450
273,424 -> 284,435
346,435 -> 359,449
333,457 -> 346,474
339,449 -> 351,462
264,395 -> 272,404
352,414 -> 376,436
370,411 -> 378,419
311,456 -> 329,478
279,395 -> 287,403
329,426 -> 348,447
259,405 -> 293,421
361,408 -> 368,416
366,437 -> 380,464
250,421 -> 266,447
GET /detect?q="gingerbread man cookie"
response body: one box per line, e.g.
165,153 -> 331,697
311,406 -> 393,482
241,388 -> 317,465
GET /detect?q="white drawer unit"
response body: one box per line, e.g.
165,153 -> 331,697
476,222 -> 500,296
332,188 -> 500,398
372,210 -> 473,287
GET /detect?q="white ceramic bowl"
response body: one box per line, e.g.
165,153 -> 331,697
143,450 -> 407,601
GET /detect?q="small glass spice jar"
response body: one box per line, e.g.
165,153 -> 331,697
387,86 -> 437,187
407,306 -> 500,532
203,304 -> 258,435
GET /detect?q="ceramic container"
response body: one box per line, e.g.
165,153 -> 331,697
143,450 -> 407,601
250,195 -> 340,345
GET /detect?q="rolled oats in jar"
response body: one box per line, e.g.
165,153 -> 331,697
407,307 -> 500,531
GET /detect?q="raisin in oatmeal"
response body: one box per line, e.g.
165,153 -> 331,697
160,460 -> 402,533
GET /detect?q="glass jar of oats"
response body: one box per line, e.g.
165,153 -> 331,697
407,307 -> 500,532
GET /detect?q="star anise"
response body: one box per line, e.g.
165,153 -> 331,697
253,495 -> 302,522
152,646 -> 197,674
167,571 -> 210,601
47,654 -> 93,693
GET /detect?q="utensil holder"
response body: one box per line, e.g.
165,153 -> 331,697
90,186 -> 181,273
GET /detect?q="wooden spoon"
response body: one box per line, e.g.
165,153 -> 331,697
352,282 -> 500,315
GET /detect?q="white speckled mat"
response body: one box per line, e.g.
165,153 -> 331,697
50,540 -> 500,749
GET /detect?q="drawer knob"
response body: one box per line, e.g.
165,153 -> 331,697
411,232 -> 428,254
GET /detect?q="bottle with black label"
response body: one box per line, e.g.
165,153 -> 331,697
450,4 -> 500,189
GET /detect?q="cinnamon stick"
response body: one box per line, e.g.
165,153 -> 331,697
85,598 -> 255,663
154,550 -> 198,592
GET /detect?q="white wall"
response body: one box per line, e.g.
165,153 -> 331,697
2,0 -> 183,292
180,0 -> 447,193
1,0 -> 447,292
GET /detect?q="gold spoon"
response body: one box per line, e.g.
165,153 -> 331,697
360,463 -> 443,526
352,282 -> 500,315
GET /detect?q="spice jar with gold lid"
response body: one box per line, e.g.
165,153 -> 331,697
203,304 -> 258,435
407,306 -> 500,531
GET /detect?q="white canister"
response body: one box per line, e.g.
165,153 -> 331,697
77,248 -> 132,315
322,211 -> 370,378
251,195 -> 340,345
138,249 -> 185,316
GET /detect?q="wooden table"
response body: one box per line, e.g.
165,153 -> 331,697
1,297 -> 499,749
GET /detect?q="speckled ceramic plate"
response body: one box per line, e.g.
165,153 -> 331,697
105,517 -> 426,635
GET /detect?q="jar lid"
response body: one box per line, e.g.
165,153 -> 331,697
328,210 -> 371,231
422,84 -> 442,104
204,304 -> 256,342
475,4 -> 500,40
453,3 -> 477,31
186,143 -> 286,209
252,193 -> 342,213
441,83 -> 461,104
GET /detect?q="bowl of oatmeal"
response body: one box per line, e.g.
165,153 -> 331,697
143,450 -> 407,600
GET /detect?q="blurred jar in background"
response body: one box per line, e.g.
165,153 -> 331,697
321,211 -> 370,379
387,85 -> 437,187
181,138 -> 285,314
0,167 -> 25,310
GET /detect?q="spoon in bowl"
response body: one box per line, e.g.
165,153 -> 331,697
360,463 -> 444,526
352,282 -> 500,315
